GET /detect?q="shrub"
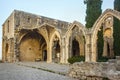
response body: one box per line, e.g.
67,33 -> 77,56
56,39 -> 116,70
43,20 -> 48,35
103,77 -> 109,80
97,57 -> 109,62
68,56 -> 85,64
0,60 -> 2,63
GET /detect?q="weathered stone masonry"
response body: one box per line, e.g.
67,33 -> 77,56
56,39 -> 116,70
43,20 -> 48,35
2,9 -> 120,63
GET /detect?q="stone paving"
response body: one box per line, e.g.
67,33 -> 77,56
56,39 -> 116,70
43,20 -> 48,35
0,63 -> 77,80
17,62 -> 69,75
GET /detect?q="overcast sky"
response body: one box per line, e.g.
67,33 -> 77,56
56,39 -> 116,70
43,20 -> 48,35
0,0 -> 114,59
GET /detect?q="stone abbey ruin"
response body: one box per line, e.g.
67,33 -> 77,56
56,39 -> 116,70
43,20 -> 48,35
2,9 -> 120,63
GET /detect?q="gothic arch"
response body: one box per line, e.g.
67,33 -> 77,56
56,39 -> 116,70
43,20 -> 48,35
49,31 -> 61,63
18,23 -> 59,62
65,21 -> 86,46
66,21 -> 86,38
91,9 -> 120,62
65,21 -> 86,61
19,31 -> 47,61
18,23 -> 56,44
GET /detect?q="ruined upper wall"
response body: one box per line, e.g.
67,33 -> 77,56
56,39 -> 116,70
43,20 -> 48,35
14,10 -> 70,32
2,11 -> 15,39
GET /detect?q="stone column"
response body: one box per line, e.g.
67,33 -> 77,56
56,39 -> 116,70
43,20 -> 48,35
85,34 -> 91,62
109,38 -> 114,58
9,38 -> 14,62
47,42 -> 52,63
2,38 -> 5,62
65,36 -> 69,63
14,31 -> 20,62
60,37 -> 65,63
103,38 -> 108,57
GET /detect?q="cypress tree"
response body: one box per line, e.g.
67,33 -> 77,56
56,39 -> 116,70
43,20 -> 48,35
84,0 -> 102,28
113,0 -> 120,56
84,0 -> 103,61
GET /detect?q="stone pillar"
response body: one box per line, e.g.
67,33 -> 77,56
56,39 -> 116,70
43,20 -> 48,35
68,37 -> 71,58
14,31 -> 20,62
103,37 -> 114,58
60,37 -> 65,63
9,38 -> 14,62
85,34 -> 91,62
65,36 -> 69,63
2,38 -> 5,62
14,35 -> 18,62
109,38 -> 114,58
103,38 -> 108,57
91,31 -> 98,62
47,43 -> 52,63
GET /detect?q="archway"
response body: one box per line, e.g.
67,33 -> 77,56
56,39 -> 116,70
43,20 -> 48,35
91,9 -> 120,62
41,43 -> 47,61
72,39 -> 80,56
68,26 -> 85,58
19,31 -> 47,62
50,31 -> 61,63
52,35 -> 60,63
5,43 -> 9,62
65,22 -> 86,63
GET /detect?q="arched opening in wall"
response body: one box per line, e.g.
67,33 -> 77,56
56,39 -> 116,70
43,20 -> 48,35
52,35 -> 60,63
72,39 -> 80,56
107,43 -> 110,56
5,43 -> 9,62
68,26 -> 85,62
97,18 -> 114,61
19,30 -> 47,62
42,44 -> 47,61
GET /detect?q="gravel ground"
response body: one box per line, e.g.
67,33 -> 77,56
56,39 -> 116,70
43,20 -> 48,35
0,63 -> 77,80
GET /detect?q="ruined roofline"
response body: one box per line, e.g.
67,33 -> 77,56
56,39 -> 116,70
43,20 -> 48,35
2,10 -> 15,26
13,9 -> 70,24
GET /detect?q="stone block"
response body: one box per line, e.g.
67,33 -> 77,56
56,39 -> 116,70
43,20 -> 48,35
86,77 -> 91,80
116,65 -> 120,71
108,59 -> 116,63
116,60 -> 120,65
116,56 -> 120,60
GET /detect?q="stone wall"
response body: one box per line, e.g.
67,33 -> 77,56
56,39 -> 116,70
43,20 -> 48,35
68,56 -> 120,80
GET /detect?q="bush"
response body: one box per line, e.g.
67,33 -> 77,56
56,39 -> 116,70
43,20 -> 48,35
0,60 -> 2,63
97,57 -> 109,62
68,56 -> 85,64
103,77 -> 109,80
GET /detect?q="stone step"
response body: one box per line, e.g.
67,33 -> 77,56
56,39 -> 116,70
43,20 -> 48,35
116,65 -> 120,71
116,56 -> 120,60
108,59 -> 116,63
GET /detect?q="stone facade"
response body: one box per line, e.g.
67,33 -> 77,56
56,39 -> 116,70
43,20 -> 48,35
2,9 -> 120,63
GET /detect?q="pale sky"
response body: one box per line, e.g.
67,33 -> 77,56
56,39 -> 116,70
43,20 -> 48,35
0,0 -> 114,59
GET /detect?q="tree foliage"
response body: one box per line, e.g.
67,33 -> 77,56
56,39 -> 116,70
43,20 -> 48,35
84,0 -> 102,28
97,26 -> 103,58
113,0 -> 120,56
84,0 -> 103,61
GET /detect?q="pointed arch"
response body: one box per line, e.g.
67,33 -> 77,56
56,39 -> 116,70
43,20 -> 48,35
65,21 -> 86,38
91,9 -> 120,62
49,30 -> 61,63
65,21 -> 86,61
19,31 -> 47,61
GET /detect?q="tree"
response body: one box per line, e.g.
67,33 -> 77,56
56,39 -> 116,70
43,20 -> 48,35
84,0 -> 103,60
113,0 -> 120,56
84,0 -> 102,28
